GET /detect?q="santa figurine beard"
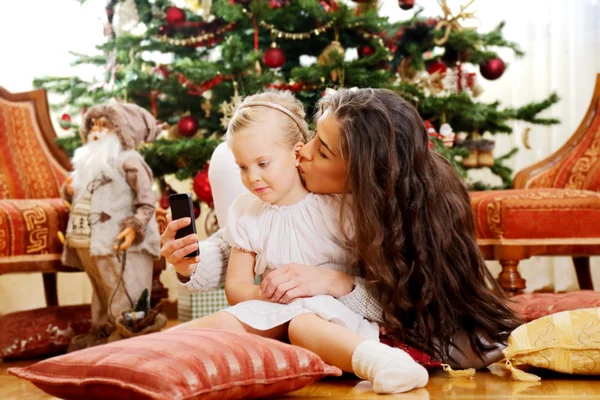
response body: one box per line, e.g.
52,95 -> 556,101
71,130 -> 122,192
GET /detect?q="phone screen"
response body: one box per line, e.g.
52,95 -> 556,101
169,193 -> 199,258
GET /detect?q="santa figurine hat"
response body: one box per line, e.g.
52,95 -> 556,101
79,103 -> 162,149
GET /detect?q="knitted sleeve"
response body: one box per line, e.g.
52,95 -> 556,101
338,277 -> 384,324
178,228 -> 230,293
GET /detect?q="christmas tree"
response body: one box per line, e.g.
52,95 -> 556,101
36,0 -> 559,203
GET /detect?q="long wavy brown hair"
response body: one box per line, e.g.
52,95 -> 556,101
317,88 -> 521,362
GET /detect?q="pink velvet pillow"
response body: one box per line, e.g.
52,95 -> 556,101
510,290 -> 600,322
9,328 -> 342,400
0,305 -> 91,360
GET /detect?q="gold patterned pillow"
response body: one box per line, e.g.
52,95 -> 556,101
502,307 -> 600,381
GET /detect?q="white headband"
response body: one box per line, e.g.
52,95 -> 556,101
236,101 -> 308,141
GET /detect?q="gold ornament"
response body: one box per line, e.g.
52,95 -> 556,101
201,98 -> 212,118
318,40 -> 345,82
219,82 -> 242,130
522,127 -> 532,150
185,0 -> 212,19
434,0 -> 478,46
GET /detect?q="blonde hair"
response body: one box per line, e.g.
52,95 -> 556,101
226,90 -> 308,149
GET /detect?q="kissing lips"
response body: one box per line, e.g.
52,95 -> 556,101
255,187 -> 269,194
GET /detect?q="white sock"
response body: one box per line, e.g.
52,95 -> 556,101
351,340 -> 429,394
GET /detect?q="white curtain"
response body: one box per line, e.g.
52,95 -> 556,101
382,0 -> 600,291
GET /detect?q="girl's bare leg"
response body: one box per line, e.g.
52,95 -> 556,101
171,311 -> 288,340
288,313 -> 428,394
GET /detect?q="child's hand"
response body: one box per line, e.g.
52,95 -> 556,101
160,217 -> 200,277
260,263 -> 336,304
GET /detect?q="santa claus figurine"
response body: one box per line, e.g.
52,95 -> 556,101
61,103 -> 164,350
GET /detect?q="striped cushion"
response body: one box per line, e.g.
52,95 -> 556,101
8,328 -> 342,400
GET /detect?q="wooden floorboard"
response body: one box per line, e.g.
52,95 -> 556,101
2,359 -> 600,399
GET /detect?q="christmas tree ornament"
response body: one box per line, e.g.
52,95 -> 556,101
399,0 -> 415,10
263,43 -> 286,69
427,60 -> 447,76
159,185 -> 175,210
201,91 -> 213,118
424,120 -> 443,150
193,200 -> 201,219
59,113 -> 72,130
178,115 -> 199,137
151,65 -> 170,80
478,139 -> 495,167
479,57 -> 506,80
522,127 -> 532,150
318,39 -> 345,82
460,139 -> 479,168
219,82 -> 242,129
112,0 -> 140,37
358,46 -> 375,58
165,6 -> 186,26
434,0 -> 477,46
439,123 -> 455,148
193,167 -> 214,207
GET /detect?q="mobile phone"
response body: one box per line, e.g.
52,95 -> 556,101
169,193 -> 199,258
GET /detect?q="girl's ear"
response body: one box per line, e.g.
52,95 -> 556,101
293,142 -> 304,166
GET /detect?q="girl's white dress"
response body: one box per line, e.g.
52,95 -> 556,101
222,192 -> 379,341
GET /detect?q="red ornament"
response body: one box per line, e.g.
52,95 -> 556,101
151,65 -> 170,79
165,7 -> 186,26
159,185 -> 175,210
263,46 -> 286,69
427,60 -> 447,76
193,168 -> 213,207
178,115 -> 198,137
269,0 -> 288,8
193,201 -> 201,219
59,113 -> 71,130
479,58 -> 505,80
358,46 -> 375,58
399,0 -> 415,10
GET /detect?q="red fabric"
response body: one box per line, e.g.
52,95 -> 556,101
379,335 -> 442,369
527,99 -> 600,191
8,328 -> 342,400
469,189 -> 600,241
0,305 -> 91,360
0,99 -> 67,199
0,198 -> 68,265
509,290 -> 600,322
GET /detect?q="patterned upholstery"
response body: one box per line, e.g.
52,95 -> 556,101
0,97 -> 67,199
0,89 -> 71,278
470,189 -> 600,245
522,96 -> 600,191
0,198 -> 69,274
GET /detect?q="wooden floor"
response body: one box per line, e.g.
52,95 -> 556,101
2,360 -> 600,399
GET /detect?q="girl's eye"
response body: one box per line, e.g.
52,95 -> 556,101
239,166 -> 248,171
318,149 -> 327,159
259,161 -> 269,168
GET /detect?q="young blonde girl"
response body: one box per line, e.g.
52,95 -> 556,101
174,91 -> 428,394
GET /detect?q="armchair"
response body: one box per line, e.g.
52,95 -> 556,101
471,74 -> 600,295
